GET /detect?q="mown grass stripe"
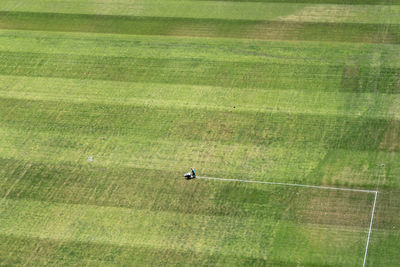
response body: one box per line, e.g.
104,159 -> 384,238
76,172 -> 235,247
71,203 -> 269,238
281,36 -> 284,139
0,155 -> 376,216
0,0 -> 308,21
0,157 -> 303,220
0,233 -> 270,266
0,189 -> 374,264
0,198 -> 278,258
0,96 -> 396,151
3,1 -> 399,25
0,50 -> 344,92
0,50 -> 399,94
0,75 -> 396,118
0,11 -> 399,44
1,30 -> 399,67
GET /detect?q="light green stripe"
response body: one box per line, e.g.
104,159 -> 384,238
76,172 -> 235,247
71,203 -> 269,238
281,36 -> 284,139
0,0 -> 308,21
1,1 -> 400,24
0,75 -> 396,118
0,29 -> 399,67
0,198 -> 274,258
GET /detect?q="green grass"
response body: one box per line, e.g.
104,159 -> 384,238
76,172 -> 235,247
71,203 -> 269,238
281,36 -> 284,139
0,0 -> 307,21
0,0 -> 399,266
2,1 -> 400,24
0,176 -> 376,266
1,11 -> 400,44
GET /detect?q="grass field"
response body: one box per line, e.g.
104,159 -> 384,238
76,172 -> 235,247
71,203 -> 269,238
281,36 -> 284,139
0,0 -> 399,266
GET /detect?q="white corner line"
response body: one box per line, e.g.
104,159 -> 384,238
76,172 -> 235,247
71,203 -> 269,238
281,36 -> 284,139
197,176 -> 378,267
197,176 -> 378,194
363,191 -> 378,267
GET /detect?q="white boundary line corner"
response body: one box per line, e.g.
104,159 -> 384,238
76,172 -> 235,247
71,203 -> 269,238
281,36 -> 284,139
363,191 -> 378,267
196,176 -> 378,267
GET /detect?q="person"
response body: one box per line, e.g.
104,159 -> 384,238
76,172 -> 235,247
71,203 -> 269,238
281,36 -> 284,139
191,168 -> 196,178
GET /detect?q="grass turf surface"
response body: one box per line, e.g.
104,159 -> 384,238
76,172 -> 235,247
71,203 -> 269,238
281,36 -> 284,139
0,0 -> 399,266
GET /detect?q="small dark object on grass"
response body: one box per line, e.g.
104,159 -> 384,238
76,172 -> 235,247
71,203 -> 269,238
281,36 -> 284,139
184,172 -> 193,180
184,168 -> 196,180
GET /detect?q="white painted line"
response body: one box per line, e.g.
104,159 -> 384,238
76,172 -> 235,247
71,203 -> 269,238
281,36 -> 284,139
197,176 -> 378,267
363,191 -> 378,267
197,176 -> 377,193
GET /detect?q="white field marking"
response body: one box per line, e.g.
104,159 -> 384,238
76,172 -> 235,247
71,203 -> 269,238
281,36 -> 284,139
197,176 -> 377,193
363,191 -> 378,267
197,176 -> 378,267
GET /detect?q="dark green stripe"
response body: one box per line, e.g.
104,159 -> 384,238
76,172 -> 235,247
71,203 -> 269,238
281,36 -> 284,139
0,51 -> 399,93
0,11 -> 399,44
0,97 -> 395,151
0,157 -> 299,219
0,50 -> 343,91
0,233 -> 269,266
